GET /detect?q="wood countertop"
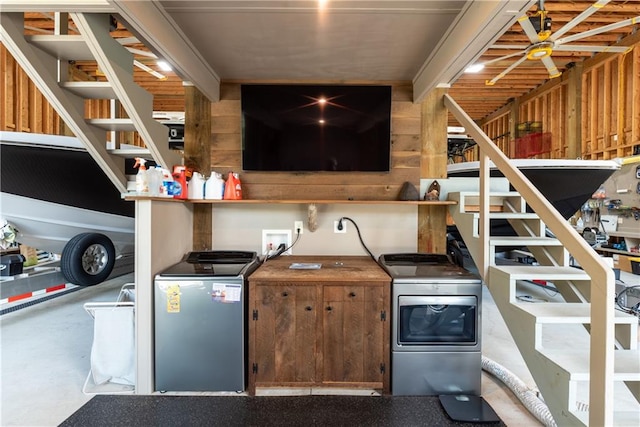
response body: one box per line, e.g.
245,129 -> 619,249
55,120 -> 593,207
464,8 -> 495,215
249,255 -> 391,283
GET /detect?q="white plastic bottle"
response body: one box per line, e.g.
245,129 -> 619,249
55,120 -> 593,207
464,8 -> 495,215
188,172 -> 205,199
205,172 -> 224,200
147,166 -> 161,197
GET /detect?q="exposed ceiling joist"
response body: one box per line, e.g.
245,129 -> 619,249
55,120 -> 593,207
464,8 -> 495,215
412,0 -> 536,103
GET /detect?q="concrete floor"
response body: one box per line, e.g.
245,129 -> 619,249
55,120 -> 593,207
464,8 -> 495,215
1,271 -> 638,426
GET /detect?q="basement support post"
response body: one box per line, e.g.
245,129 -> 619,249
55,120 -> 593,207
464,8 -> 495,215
418,86 -> 448,253
566,62 -> 583,159
184,83 -> 212,250
509,99 -> 519,158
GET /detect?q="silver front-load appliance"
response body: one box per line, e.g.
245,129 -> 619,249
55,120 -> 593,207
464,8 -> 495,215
378,253 -> 482,396
154,251 -> 259,392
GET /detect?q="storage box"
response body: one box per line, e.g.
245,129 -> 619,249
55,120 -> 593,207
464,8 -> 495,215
614,254 -> 640,274
0,254 -> 26,276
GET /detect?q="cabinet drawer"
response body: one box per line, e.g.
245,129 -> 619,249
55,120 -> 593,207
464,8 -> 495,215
323,285 -> 384,302
254,284 -> 316,301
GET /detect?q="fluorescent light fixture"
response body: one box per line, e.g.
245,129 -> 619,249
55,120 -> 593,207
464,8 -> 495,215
464,63 -> 485,73
134,60 -> 166,80
157,60 -> 172,71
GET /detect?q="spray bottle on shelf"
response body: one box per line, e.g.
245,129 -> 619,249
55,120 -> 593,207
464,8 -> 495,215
134,157 -> 148,195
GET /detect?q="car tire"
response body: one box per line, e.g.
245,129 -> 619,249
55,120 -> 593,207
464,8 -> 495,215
61,233 -> 116,286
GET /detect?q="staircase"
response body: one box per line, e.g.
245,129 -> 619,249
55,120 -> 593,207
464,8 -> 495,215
444,95 -> 640,426
0,12 -> 181,193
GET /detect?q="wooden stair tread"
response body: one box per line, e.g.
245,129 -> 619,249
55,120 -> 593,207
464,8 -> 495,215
490,265 -> 590,280
574,409 -> 640,426
87,118 -> 137,132
449,191 -> 521,198
489,236 -> 562,246
473,212 -> 540,219
539,348 -> 640,381
512,302 -> 638,324
61,81 -> 116,99
26,35 -> 94,60
108,148 -> 151,157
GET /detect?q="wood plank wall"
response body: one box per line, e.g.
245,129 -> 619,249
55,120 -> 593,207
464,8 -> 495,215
478,36 -> 640,160
209,83 -> 421,201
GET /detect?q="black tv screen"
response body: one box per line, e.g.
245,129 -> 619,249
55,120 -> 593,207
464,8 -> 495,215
241,85 -> 392,172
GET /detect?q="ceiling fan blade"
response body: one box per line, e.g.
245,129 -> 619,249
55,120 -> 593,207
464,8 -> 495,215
553,44 -> 630,53
540,56 -> 561,79
518,14 -> 542,44
490,44 -> 530,50
549,0 -> 611,42
480,51 -> 528,67
555,15 -> 640,45
485,54 -> 529,86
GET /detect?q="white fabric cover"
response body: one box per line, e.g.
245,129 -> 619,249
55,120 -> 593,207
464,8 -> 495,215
90,306 -> 135,386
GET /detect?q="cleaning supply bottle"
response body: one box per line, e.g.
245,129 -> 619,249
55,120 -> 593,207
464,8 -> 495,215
147,166 -> 161,197
134,158 -> 148,195
205,172 -> 224,200
223,172 -> 243,200
188,172 -> 205,200
172,167 -> 188,200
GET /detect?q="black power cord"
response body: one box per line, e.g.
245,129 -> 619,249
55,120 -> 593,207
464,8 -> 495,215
615,284 -> 640,317
263,229 -> 302,262
338,217 -> 376,261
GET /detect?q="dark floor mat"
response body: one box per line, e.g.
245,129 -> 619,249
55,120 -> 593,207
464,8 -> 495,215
60,395 -> 504,426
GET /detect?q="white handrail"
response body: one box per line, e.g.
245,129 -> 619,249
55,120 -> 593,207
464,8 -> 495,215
444,94 -> 616,426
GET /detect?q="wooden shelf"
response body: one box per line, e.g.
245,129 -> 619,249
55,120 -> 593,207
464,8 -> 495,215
608,231 -> 640,239
124,196 -> 457,205
595,247 -> 640,257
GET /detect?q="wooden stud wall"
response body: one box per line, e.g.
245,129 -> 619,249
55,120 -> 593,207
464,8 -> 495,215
582,41 -> 639,159
479,111 -> 511,160
1,44 -> 62,135
209,82 -> 421,201
2,44 -> 172,148
477,36 -> 639,161
517,81 -> 567,159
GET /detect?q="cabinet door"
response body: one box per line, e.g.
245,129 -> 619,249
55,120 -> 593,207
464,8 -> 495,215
253,285 -> 317,384
322,285 -> 385,384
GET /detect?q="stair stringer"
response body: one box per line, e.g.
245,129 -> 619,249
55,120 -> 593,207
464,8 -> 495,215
70,13 -> 181,170
0,12 -> 127,193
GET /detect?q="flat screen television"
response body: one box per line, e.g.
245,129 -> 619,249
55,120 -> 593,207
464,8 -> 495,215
241,84 -> 392,172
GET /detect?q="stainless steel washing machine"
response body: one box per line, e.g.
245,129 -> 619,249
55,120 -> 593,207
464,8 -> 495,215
154,250 -> 260,392
378,253 -> 482,396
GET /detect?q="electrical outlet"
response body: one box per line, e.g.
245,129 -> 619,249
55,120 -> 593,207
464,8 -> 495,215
294,221 -> 304,234
334,220 -> 347,233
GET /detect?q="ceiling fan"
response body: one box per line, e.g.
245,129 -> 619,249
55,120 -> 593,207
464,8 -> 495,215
477,0 -> 639,85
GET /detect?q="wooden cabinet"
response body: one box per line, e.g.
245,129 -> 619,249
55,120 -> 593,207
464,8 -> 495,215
248,256 -> 390,394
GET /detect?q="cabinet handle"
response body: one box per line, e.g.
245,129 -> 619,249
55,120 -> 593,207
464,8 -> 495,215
282,292 -> 289,297
349,292 -> 356,298
326,306 -> 332,311
305,306 -> 312,311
